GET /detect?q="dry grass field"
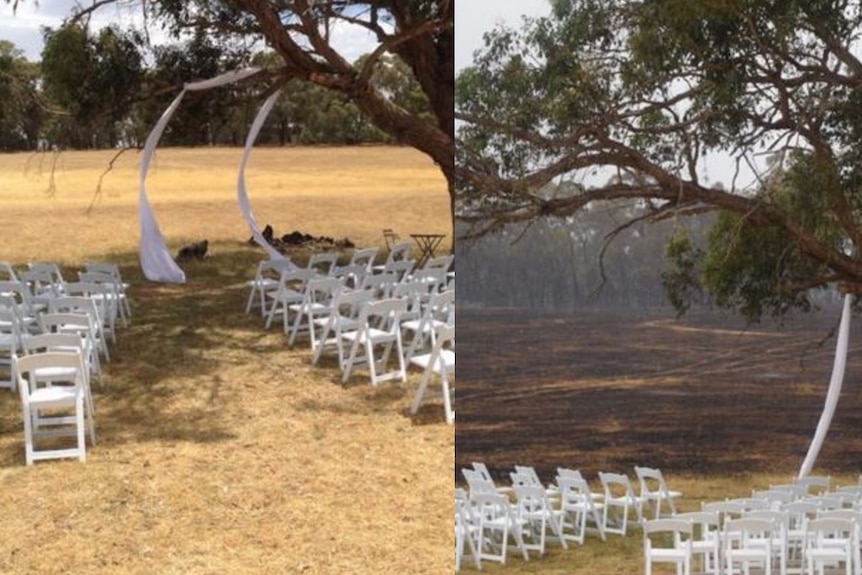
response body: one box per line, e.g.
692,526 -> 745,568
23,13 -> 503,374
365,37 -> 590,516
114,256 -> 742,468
0,146 -> 453,574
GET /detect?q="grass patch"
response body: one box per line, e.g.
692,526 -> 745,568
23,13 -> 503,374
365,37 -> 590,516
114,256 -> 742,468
0,147 -> 453,574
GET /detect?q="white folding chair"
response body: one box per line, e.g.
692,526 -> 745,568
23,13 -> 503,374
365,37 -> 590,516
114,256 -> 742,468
49,295 -> 112,360
307,252 -> 339,277
744,509 -> 790,575
409,323 -> 454,424
311,288 -> 375,366
21,332 -> 97,424
512,484 -> 568,555
794,476 -> 832,497
635,465 -> 682,519
403,288 -> 454,363
804,517 -> 856,575
340,298 -> 408,386
349,247 -> 379,274
263,268 -> 316,333
643,518 -> 693,575
723,517 -> 775,575
556,474 -> 607,544
599,471 -> 645,536
84,262 -> 131,322
287,276 -> 343,348
0,307 -> 22,391
675,511 -> 721,575
244,259 -> 297,316
13,351 -> 95,465
39,312 -> 104,389
455,489 -> 481,572
472,491 -> 530,564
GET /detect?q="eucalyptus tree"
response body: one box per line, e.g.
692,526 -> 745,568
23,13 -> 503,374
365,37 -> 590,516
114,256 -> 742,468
0,40 -> 41,151
41,24 -> 144,148
33,0 -> 454,213
457,0 -> 862,320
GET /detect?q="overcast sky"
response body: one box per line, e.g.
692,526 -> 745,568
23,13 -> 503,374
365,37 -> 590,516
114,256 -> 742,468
455,0 -> 549,73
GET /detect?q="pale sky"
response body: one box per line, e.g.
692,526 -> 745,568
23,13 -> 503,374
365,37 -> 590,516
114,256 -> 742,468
455,0 -> 550,73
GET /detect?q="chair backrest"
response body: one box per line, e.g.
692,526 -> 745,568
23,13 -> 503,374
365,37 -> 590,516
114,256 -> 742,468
307,252 -> 339,276
0,261 -> 18,282
557,467 -> 587,482
409,267 -> 448,293
643,517 -> 693,537
359,298 -> 407,333
385,258 -> 416,282
599,471 -> 637,501
21,332 -> 86,355
28,262 -> 65,287
385,241 -> 412,264
39,312 -> 97,339
349,247 -> 379,271
361,271 -> 398,298
674,510 -> 720,541
84,261 -> 123,280
794,475 -> 832,495
462,468 -> 497,495
49,296 -> 102,323
723,517 -> 774,548
421,254 -> 453,271
817,508 -> 862,525
0,307 -> 21,346
635,466 -> 670,497
0,280 -> 38,314
302,276 -> 343,307
19,268 -> 62,298
14,351 -> 86,402
472,462 -> 494,483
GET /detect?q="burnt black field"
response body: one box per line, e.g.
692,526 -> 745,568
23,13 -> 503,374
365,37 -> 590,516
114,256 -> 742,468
456,306 -> 862,483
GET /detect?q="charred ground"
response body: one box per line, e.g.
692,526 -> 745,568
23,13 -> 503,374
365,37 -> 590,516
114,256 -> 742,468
456,306 -> 862,484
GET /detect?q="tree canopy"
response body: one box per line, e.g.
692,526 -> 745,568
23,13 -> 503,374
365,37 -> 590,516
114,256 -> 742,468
3,0 -> 453,216
456,0 -> 862,320
70,0 -> 454,197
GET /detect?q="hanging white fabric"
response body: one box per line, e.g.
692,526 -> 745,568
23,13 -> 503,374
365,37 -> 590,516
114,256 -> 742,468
237,90 -> 294,264
798,292 -> 853,478
138,68 -> 261,283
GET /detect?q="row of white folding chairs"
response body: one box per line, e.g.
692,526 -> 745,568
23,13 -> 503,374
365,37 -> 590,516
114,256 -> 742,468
1,286 -> 115,365
1,304 -> 110,390
647,506 -> 862,575
458,462 -> 682,569
0,261 -> 131,329
300,285 -> 453,421
244,248 -> 453,319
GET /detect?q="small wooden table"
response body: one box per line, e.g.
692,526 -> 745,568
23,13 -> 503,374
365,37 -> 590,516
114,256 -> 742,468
410,233 -> 446,269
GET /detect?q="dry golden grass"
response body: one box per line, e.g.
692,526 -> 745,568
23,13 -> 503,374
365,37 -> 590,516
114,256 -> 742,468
0,145 -> 450,263
0,146 -> 453,574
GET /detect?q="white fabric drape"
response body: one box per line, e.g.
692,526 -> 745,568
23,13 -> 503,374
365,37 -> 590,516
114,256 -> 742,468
138,68 -> 261,283
798,293 -> 853,478
237,90 -> 294,263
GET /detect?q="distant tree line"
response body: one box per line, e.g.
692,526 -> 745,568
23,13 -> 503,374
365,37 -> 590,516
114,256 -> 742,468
0,24 -> 431,152
458,192 -> 844,315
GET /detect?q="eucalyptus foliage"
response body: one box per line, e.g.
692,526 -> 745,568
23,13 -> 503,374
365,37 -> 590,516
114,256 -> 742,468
457,0 -> 862,319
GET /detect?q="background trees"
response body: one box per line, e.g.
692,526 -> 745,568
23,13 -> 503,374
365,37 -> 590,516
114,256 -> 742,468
0,40 -> 41,151
456,0 -> 862,319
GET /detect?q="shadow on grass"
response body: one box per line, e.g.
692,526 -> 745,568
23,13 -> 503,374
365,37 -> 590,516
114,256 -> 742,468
0,242 -> 297,458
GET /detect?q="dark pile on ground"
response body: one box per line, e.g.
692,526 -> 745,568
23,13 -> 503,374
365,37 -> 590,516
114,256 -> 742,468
251,224 -> 355,252
456,306 -> 862,483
